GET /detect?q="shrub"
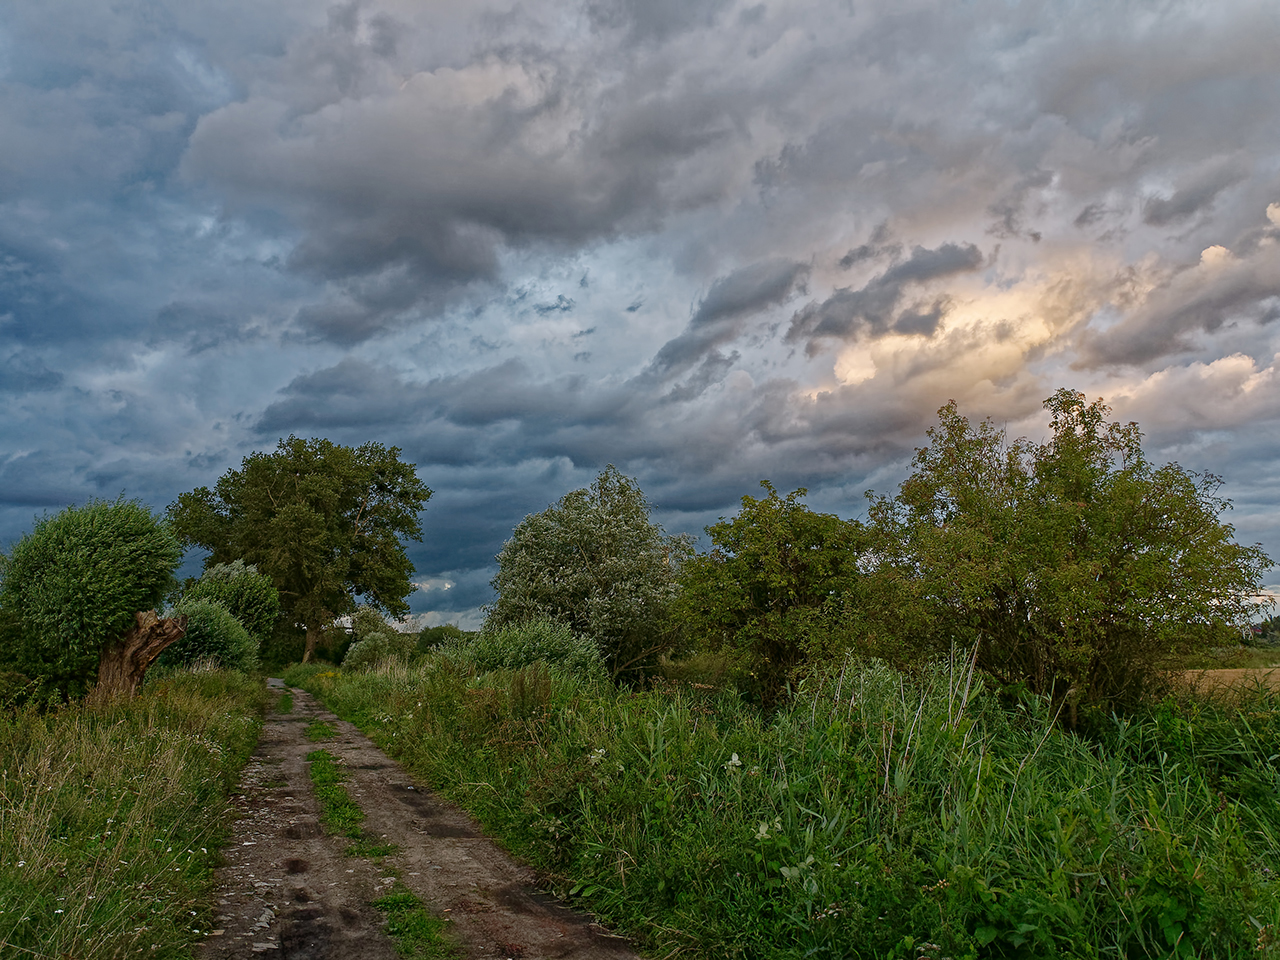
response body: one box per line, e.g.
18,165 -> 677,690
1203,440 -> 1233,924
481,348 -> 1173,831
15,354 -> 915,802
417,623 -> 469,655
453,618 -> 606,680
181,560 -> 280,643
0,497 -> 183,699
341,607 -> 414,671
155,599 -> 259,672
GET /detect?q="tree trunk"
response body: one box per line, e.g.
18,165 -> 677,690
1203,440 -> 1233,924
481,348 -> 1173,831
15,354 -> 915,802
303,621 -> 322,663
92,610 -> 188,704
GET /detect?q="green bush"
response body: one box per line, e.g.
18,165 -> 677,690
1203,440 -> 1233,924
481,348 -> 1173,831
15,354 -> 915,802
155,599 -> 259,672
450,617 -> 606,680
417,623 -> 470,655
341,607 -> 414,671
0,497 -> 183,699
181,560 -> 280,643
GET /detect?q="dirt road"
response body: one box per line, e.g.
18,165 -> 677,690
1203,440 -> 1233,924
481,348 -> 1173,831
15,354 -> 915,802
199,681 -> 642,960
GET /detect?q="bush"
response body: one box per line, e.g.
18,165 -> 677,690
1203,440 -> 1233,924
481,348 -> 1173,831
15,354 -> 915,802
341,607 -> 414,671
155,599 -> 259,673
0,497 -> 183,699
451,618 -> 606,680
181,560 -> 280,643
417,623 -> 470,656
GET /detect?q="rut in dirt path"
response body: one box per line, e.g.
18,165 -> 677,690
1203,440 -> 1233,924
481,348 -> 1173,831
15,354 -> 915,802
200,680 -> 644,960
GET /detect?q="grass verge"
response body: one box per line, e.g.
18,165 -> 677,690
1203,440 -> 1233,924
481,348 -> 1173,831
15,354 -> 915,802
0,667 -> 266,959
287,655 -> 1280,960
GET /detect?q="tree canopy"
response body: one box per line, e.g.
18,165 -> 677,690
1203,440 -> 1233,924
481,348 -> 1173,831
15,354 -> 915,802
487,465 -> 693,681
0,497 -> 184,699
168,436 -> 431,661
866,388 -> 1272,717
677,482 -> 866,704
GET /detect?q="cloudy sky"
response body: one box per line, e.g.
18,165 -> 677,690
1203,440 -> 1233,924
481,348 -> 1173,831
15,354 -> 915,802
2,0 -> 1279,626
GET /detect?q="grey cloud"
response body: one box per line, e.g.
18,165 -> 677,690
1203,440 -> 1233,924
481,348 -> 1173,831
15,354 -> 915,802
648,258 -> 809,375
0,352 -> 63,392
1081,242 -> 1280,367
786,243 -> 984,350
587,0 -> 731,42
1142,157 -> 1250,227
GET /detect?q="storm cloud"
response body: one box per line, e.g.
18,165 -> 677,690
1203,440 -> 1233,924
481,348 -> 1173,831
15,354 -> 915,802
3,0 -> 1280,623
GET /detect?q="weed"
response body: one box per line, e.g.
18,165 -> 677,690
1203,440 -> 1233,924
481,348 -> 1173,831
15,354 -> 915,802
277,690 -> 293,713
305,718 -> 337,741
347,838 -> 401,859
306,749 -> 365,837
374,883 -> 461,959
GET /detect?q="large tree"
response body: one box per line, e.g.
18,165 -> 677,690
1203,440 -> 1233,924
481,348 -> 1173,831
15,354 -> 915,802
677,482 -> 866,705
488,465 -> 693,681
0,497 -> 187,700
867,389 -> 1272,717
168,437 -> 431,662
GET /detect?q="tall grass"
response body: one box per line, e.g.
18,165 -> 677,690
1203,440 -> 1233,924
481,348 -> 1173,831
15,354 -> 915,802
286,655 -> 1280,959
0,669 -> 266,959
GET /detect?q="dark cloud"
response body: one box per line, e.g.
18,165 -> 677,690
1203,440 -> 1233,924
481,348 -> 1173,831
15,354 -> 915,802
4,0 -> 1280,623
0,352 -> 63,392
1142,157 -> 1250,227
648,259 -> 809,375
786,243 -> 984,350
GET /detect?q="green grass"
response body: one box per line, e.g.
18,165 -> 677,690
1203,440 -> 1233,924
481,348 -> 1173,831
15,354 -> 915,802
276,690 -> 293,713
0,667 -> 266,959
306,748 -> 365,837
347,838 -> 401,859
288,655 -> 1280,960
304,718 -> 337,741
374,884 -> 461,959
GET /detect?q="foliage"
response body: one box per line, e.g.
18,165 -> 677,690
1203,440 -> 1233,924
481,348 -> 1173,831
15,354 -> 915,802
168,436 -> 432,661
181,560 -> 280,643
865,389 -> 1273,716
0,667 -> 265,958
488,465 -> 693,681
154,598 -> 260,673
341,606 -> 415,670
677,482 -> 866,705
294,654 -> 1280,960
447,617 -> 607,680
0,497 -> 183,699
417,623 -> 471,655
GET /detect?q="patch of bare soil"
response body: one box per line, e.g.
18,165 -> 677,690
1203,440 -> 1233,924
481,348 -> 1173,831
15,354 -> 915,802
200,680 -> 643,960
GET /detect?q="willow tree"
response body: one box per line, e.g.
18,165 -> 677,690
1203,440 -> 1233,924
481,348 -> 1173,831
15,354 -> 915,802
168,437 -> 431,662
0,497 -> 186,700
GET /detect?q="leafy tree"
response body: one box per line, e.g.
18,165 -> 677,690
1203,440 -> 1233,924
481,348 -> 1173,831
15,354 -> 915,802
168,437 -> 431,662
487,465 -> 693,681
867,389 -> 1272,718
181,560 -> 280,643
0,497 -> 186,700
677,482 -> 867,705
